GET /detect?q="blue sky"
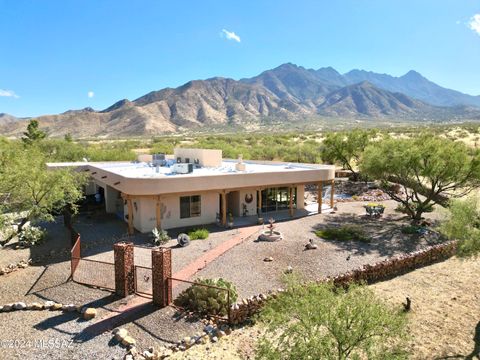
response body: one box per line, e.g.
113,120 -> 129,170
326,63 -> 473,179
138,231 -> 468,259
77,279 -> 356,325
1,0 -> 480,117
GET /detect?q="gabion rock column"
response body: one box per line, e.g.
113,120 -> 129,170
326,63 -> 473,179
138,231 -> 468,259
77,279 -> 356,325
152,248 -> 172,307
114,242 -> 135,297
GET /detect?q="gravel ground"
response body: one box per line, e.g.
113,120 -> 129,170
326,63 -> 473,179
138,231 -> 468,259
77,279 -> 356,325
193,200 -> 446,298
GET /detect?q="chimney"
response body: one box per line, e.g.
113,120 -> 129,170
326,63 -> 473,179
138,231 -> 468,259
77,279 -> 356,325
235,154 -> 246,171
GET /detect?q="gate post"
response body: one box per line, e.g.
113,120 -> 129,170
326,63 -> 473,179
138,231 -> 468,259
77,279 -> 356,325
114,242 -> 135,297
152,248 -> 172,307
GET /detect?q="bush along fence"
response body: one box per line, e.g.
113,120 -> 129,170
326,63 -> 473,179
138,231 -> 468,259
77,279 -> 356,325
228,240 -> 458,325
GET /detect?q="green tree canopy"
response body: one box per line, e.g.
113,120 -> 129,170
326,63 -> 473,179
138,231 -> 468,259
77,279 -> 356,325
22,119 -> 47,145
361,135 -> 480,221
256,280 -> 408,360
0,142 -> 86,245
321,129 -> 377,180
440,196 -> 480,257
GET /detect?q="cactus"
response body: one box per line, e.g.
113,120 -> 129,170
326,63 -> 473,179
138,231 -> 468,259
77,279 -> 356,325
174,278 -> 238,316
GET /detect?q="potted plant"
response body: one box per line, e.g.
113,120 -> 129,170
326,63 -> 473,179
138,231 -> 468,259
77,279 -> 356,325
227,212 -> 234,228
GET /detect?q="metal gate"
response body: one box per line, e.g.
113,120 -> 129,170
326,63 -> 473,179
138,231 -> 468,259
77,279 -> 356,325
134,265 -> 153,297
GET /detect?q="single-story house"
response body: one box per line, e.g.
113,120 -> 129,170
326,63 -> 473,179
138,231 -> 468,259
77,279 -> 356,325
47,148 -> 336,234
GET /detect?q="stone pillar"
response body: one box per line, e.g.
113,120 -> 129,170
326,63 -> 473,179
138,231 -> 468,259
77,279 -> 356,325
114,242 -> 135,297
152,248 -> 172,307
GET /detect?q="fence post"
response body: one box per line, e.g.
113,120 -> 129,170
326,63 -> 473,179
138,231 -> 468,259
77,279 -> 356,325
152,248 -> 172,307
114,242 -> 135,297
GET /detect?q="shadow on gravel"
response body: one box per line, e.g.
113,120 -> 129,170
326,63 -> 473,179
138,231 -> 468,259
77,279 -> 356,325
311,213 -> 440,258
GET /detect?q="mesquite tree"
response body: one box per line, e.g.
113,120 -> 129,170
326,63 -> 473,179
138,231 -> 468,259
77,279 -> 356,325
321,129 -> 377,181
0,141 -> 86,245
361,135 -> 480,222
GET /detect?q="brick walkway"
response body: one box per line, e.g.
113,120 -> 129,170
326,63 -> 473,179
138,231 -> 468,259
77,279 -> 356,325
172,224 -> 260,280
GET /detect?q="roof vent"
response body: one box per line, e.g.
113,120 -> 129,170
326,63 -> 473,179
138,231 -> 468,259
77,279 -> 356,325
235,154 -> 246,171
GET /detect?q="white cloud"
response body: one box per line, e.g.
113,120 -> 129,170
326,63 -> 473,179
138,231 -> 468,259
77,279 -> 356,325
87,91 -> 95,98
221,29 -> 241,42
0,89 -> 19,98
469,14 -> 480,35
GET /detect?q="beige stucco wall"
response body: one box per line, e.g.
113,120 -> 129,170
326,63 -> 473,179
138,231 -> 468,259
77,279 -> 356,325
174,148 -> 222,167
124,191 -> 220,232
238,189 -> 257,216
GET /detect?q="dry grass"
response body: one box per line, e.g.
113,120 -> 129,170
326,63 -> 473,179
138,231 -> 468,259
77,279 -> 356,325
176,256 -> 480,359
371,256 -> 480,359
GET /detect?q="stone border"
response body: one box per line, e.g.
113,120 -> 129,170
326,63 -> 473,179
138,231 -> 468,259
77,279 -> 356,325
229,240 -> 458,324
0,300 -> 97,320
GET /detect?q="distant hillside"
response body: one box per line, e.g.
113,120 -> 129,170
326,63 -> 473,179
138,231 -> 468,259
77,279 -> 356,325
1,63 -> 480,138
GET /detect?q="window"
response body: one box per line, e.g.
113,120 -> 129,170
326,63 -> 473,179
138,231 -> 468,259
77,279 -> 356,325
180,195 -> 201,218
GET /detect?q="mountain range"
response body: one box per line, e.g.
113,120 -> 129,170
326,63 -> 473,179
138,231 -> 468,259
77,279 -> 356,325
1,63 -> 480,138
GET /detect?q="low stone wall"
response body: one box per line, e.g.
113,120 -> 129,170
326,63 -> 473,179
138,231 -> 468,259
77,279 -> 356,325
229,240 -> 458,324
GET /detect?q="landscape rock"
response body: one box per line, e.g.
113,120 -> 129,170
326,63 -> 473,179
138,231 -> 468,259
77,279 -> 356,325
83,308 -> 97,320
263,256 -> 274,262
44,300 -> 55,309
30,302 -> 43,310
121,335 -> 136,347
51,303 -> 63,310
13,302 -> 27,310
113,328 -> 128,342
3,304 -> 13,311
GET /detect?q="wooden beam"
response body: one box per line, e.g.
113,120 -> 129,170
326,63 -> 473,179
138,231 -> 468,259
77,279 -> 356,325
156,197 -> 162,229
330,179 -> 335,209
318,182 -> 323,214
127,198 -> 134,235
221,191 -> 227,226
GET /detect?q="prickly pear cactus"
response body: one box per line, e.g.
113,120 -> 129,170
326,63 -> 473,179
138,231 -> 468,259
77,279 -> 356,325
174,278 -> 238,316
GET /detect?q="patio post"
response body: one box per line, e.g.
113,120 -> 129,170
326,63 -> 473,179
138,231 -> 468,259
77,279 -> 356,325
257,189 -> 262,215
221,190 -> 227,226
127,197 -> 134,235
113,242 -> 135,297
330,179 -> 335,209
318,181 -> 323,214
152,248 -> 172,307
289,186 -> 294,217
156,196 -> 162,229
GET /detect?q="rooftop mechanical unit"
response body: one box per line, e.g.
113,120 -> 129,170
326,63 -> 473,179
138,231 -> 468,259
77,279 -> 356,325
172,163 -> 194,174
152,153 -> 167,166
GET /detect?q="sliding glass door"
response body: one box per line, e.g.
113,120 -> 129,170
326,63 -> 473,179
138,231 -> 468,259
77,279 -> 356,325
261,187 -> 297,213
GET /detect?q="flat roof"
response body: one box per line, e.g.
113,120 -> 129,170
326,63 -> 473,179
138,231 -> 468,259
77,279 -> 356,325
47,159 -> 336,195
84,160 -> 330,179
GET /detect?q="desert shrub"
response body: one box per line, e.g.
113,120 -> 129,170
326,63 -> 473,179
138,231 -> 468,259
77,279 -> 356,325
400,225 -> 429,235
188,228 -> 209,240
440,196 -> 480,257
315,225 -> 370,243
151,228 -> 170,246
18,226 -> 46,246
174,278 -> 238,316
256,281 -> 409,360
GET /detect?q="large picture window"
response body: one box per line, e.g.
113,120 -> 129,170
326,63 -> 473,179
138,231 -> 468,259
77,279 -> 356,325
180,195 -> 201,218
